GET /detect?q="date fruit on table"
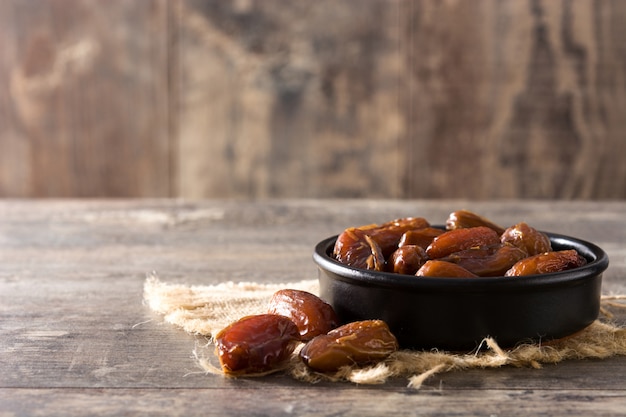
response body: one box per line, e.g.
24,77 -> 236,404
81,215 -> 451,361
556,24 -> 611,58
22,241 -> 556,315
299,320 -> 399,372
214,314 -> 301,375
267,289 -> 339,341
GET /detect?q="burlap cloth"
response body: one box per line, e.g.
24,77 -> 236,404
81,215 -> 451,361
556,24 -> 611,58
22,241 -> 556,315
143,274 -> 626,388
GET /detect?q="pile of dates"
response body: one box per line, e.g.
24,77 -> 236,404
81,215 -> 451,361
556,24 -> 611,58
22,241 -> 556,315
333,210 -> 587,277
214,289 -> 398,376
214,211 -> 588,376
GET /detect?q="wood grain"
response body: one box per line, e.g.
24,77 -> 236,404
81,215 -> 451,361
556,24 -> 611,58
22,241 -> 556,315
1,0 -> 625,198
175,0 -> 626,199
174,0 -> 405,198
0,0 -> 171,197
2,388 -> 626,417
0,199 -> 625,416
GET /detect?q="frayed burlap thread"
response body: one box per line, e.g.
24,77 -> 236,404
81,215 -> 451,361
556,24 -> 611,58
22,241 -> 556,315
143,274 -> 626,389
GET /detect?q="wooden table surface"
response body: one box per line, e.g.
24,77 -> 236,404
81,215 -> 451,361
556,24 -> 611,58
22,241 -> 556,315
1,199 -> 625,416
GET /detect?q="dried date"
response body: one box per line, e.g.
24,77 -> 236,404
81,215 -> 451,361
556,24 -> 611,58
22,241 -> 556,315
501,222 -> 552,256
398,227 -> 444,250
439,243 -> 528,277
415,260 -> 478,278
504,249 -> 587,276
388,245 -> 428,275
368,217 -> 431,257
334,218 -> 430,264
267,289 -> 339,341
214,314 -> 301,375
425,226 -> 501,259
299,320 -> 399,372
332,211 -> 588,278
446,209 -> 506,235
333,227 -> 386,271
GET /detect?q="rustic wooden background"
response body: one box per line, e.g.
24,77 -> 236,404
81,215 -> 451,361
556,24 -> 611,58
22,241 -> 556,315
0,0 -> 625,199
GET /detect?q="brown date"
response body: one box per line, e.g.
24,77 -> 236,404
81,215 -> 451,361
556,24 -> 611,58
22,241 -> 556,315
365,217 -> 431,258
446,210 -> 506,235
439,243 -> 528,277
504,249 -> 587,276
267,289 -> 339,341
398,227 -> 444,250
214,314 -> 301,375
299,320 -> 399,372
425,226 -> 501,259
334,217 -> 430,261
415,260 -> 478,278
388,245 -> 428,275
501,222 -> 552,256
333,227 -> 386,271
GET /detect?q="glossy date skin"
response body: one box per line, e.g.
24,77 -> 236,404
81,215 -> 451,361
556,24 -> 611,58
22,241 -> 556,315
425,226 -> 501,259
333,217 -> 429,270
446,209 -> 506,235
299,320 -> 399,372
267,289 -> 339,341
333,227 -> 386,271
367,217 -> 431,257
388,245 -> 428,275
501,222 -> 552,256
214,314 -> 301,375
333,211 -> 588,278
398,227 -> 444,250
439,243 -> 528,277
505,249 -> 587,276
415,260 -> 479,278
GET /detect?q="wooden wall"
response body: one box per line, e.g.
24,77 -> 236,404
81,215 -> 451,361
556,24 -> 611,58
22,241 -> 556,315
1,0 -> 625,199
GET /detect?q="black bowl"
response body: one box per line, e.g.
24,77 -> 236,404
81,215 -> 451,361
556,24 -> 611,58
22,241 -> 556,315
313,232 -> 609,350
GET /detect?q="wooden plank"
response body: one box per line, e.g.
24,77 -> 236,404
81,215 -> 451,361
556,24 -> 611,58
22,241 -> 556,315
2,268 -> 624,389
0,0 -> 171,197
175,0 -> 405,198
1,200 -> 625,387
2,0 -> 626,199
0,200 -> 625,416
175,0 -> 626,199
402,0 -> 626,199
1,388 -> 626,417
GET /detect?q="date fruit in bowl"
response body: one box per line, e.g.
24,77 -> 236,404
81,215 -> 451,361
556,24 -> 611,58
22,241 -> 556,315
313,211 -> 609,350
